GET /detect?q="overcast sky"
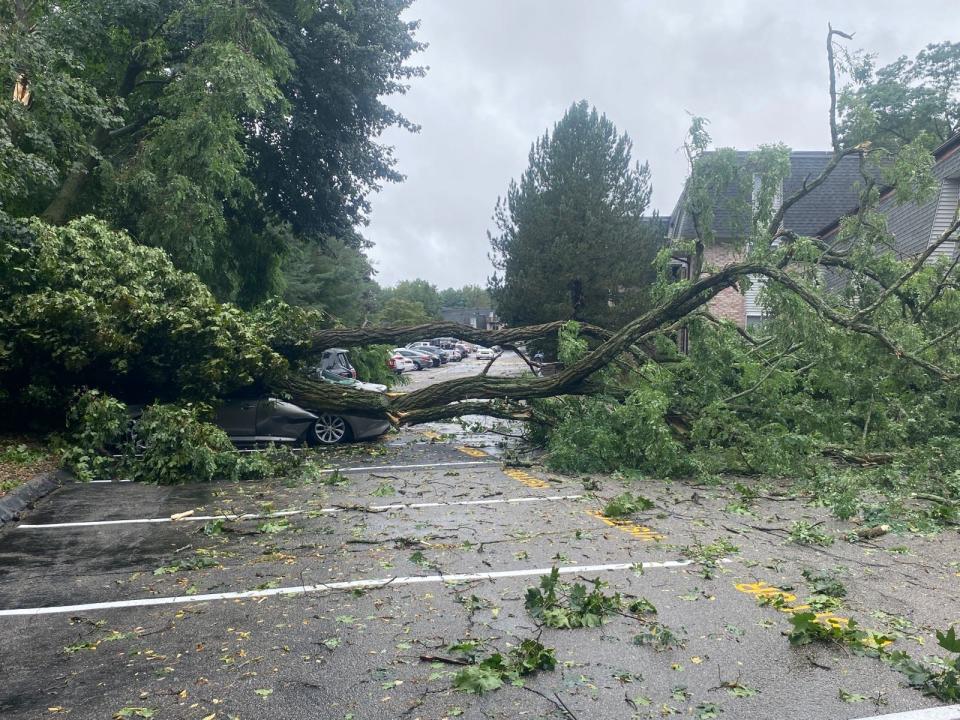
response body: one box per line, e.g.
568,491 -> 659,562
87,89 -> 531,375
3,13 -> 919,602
364,0 -> 956,289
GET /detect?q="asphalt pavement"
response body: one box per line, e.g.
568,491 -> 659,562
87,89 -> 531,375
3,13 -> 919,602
1,356 -> 959,720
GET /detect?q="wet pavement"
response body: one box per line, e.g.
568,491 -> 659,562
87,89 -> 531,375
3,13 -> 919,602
1,359 -> 959,719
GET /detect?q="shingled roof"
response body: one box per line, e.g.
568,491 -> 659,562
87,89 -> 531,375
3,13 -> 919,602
816,132 -> 960,261
667,151 -> 865,240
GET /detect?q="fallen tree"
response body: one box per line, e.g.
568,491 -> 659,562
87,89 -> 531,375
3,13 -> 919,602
3,28 -> 960,500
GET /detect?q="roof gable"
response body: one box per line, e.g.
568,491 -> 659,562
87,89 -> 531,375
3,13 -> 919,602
669,151 -> 864,240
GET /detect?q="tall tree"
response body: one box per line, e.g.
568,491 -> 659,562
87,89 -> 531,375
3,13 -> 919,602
0,0 -> 423,304
380,278 -> 442,318
439,284 -> 492,308
839,41 -> 960,150
488,101 -> 660,329
281,236 -> 379,326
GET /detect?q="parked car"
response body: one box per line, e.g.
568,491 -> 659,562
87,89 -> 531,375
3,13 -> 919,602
319,347 -> 356,379
130,397 -> 389,447
408,343 -> 448,364
476,347 -> 496,360
388,353 -> 415,374
392,348 -> 433,370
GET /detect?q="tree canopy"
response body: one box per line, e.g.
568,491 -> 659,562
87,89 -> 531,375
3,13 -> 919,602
3,17 -> 960,506
0,0 -> 423,304
839,40 -> 960,150
488,100 -> 664,329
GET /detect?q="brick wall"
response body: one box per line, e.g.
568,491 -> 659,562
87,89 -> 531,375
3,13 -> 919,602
702,245 -> 746,326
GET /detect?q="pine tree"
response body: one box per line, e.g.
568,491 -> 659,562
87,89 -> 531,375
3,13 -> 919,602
488,101 -> 662,329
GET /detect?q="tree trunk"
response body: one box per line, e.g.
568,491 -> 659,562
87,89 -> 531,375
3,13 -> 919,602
41,60 -> 144,225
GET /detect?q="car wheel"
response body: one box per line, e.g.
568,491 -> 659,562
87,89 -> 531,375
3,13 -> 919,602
310,414 -> 351,445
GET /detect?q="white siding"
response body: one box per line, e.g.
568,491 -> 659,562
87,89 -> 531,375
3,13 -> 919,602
928,179 -> 959,261
744,275 -> 764,320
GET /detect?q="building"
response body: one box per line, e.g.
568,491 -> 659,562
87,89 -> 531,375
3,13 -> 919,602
440,306 -> 503,331
666,151 -> 865,327
817,132 -> 960,264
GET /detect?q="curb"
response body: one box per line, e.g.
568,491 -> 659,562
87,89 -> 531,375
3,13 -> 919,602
0,469 -> 70,527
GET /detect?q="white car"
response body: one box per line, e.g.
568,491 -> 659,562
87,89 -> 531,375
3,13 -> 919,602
388,353 -> 416,374
475,347 -> 495,360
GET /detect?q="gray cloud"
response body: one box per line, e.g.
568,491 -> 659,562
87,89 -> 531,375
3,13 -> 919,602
365,0 -> 956,288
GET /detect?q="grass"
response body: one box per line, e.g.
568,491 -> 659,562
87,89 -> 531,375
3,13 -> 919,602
0,435 -> 57,497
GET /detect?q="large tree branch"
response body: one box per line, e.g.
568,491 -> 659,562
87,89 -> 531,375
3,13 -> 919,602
850,214 -> 960,322
756,266 -> 957,381
275,320 -> 616,359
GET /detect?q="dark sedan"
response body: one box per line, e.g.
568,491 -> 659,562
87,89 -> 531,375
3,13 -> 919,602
214,397 -> 390,446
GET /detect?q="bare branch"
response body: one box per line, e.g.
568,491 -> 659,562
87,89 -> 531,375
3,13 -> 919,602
827,24 -> 854,154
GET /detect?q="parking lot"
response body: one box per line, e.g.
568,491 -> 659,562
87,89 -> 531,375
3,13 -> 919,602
2,357 -> 959,720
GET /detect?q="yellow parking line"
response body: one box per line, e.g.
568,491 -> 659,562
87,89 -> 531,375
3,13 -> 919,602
503,468 -> 550,489
456,446 -> 489,459
734,581 -> 892,640
421,430 -> 443,441
586,510 -> 664,541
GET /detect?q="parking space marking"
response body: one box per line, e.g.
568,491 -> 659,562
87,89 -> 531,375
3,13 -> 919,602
14,494 -> 586,529
735,581 -> 892,644
852,707 -> 960,720
86,459 -> 499,483
0,558 -> 698,617
456,446 -> 489,458
503,468 -> 550,489
587,510 -> 665,541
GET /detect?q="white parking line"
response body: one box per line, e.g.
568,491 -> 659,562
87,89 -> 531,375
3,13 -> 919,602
0,559 -> 696,616
853,707 -> 960,720
86,459 -> 499,483
15,494 -> 585,529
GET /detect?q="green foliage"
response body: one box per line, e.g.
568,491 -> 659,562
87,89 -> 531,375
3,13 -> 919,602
489,100 -> 663,329
153,552 -> 219,575
59,390 -> 129,481
787,612 -> 892,655
542,386 -> 689,476
839,41 -> 960,150
1,0 -> 424,303
524,567 -> 637,629
349,345 -> 399,387
127,404 -> 238,485
439,285 -> 491,309
451,638 -> 557,694
378,279 -> 443,319
374,297 -> 432,327
788,521 -> 834,546
801,568 -> 847,598
281,236 -> 379,326
603,492 -> 654,518
59,390 -> 305,485
633,622 -> 685,650
679,538 -> 739,578
0,218 -> 285,419
0,442 -> 47,465
887,627 -> 960,702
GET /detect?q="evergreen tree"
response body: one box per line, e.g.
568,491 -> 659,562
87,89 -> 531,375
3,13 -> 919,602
488,101 -> 662,329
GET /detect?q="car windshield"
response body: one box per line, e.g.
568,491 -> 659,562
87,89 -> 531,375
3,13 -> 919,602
321,369 -> 355,384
